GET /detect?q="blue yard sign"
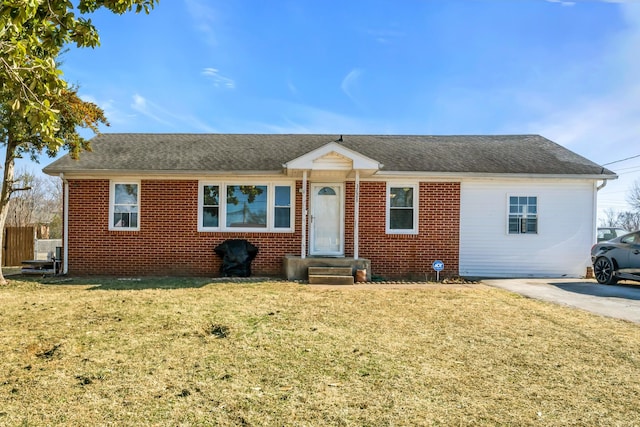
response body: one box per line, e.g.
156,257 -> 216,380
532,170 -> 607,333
432,260 -> 444,281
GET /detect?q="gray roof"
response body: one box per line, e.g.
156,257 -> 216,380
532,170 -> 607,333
43,133 -> 616,177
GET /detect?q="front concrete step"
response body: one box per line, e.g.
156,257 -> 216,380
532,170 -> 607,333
308,266 -> 354,285
308,266 -> 353,276
308,274 -> 355,285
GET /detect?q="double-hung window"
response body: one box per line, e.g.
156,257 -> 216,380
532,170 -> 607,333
274,185 -> 292,228
110,181 -> 140,231
198,182 -> 294,232
386,183 -> 418,234
508,196 -> 538,234
202,185 -> 220,228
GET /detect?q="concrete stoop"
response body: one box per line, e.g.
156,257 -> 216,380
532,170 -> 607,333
308,266 -> 354,285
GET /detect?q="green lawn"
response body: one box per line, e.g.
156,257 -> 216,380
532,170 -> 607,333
1,277 -> 639,426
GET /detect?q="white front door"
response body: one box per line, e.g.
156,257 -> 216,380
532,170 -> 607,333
310,183 -> 344,256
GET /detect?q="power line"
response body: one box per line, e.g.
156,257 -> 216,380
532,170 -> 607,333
602,154 -> 640,166
613,164 -> 640,172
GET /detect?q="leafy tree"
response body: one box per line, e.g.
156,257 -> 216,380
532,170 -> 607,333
0,0 -> 158,283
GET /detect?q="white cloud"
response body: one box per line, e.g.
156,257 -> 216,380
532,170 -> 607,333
202,68 -> 235,89
184,0 -> 219,46
131,93 -> 217,132
230,99 -> 376,135
131,94 -> 172,126
519,1 -> 640,215
366,28 -> 406,44
546,0 -> 576,6
341,68 -> 364,107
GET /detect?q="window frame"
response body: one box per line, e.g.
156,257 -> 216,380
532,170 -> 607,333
507,194 -> 538,235
385,182 -> 419,235
201,184 -> 221,229
198,181 -> 295,232
109,180 -> 140,231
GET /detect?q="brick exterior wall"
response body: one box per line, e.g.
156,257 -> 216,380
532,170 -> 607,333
65,179 -> 460,279
66,180 -> 303,276
346,181 -> 460,280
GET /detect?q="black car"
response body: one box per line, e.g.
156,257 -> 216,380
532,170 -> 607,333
591,231 -> 640,285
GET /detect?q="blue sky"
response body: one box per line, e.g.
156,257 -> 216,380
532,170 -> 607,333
34,0 -> 640,217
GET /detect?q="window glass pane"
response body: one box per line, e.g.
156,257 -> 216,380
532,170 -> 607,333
390,209 -> 413,230
113,213 -> 127,228
115,184 -> 137,205
113,211 -> 138,228
203,207 -> 219,227
318,187 -> 336,196
390,187 -> 413,208
274,207 -> 290,228
528,197 -> 537,205
275,186 -> 291,206
508,217 -> 519,233
203,185 -> 219,206
526,218 -> 537,233
509,196 -> 517,204
226,185 -> 267,228
519,196 -> 527,205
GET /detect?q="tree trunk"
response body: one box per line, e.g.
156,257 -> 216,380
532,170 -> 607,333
0,139 -> 18,284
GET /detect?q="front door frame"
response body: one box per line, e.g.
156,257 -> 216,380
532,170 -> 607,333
309,182 -> 345,256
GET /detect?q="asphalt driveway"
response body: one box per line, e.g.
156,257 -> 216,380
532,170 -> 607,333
483,278 -> 640,324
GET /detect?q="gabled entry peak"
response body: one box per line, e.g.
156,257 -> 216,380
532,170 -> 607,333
284,142 -> 381,178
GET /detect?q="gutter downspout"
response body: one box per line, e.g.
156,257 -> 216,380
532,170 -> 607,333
591,179 -> 609,250
60,173 -> 69,275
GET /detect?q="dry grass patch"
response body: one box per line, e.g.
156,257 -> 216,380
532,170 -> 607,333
1,277 -> 639,426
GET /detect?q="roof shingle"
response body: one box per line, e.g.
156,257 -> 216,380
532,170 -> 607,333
42,133 -> 615,177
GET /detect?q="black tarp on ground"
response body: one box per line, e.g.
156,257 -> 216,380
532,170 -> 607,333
214,239 -> 259,277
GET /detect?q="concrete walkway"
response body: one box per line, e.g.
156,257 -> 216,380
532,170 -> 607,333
483,278 -> 640,324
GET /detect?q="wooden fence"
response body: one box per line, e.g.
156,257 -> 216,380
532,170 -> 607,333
3,227 -> 34,266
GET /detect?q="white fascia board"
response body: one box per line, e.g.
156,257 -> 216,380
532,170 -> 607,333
373,171 -> 619,181
49,170 -> 287,180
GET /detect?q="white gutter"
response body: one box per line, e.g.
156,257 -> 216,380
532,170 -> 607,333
374,171 -> 619,180
43,169 -> 285,178
591,179 -> 610,245
59,173 -> 69,275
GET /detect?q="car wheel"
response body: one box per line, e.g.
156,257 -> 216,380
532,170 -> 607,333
593,257 -> 618,285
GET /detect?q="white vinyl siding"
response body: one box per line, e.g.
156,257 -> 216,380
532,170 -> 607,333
459,180 -> 595,278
